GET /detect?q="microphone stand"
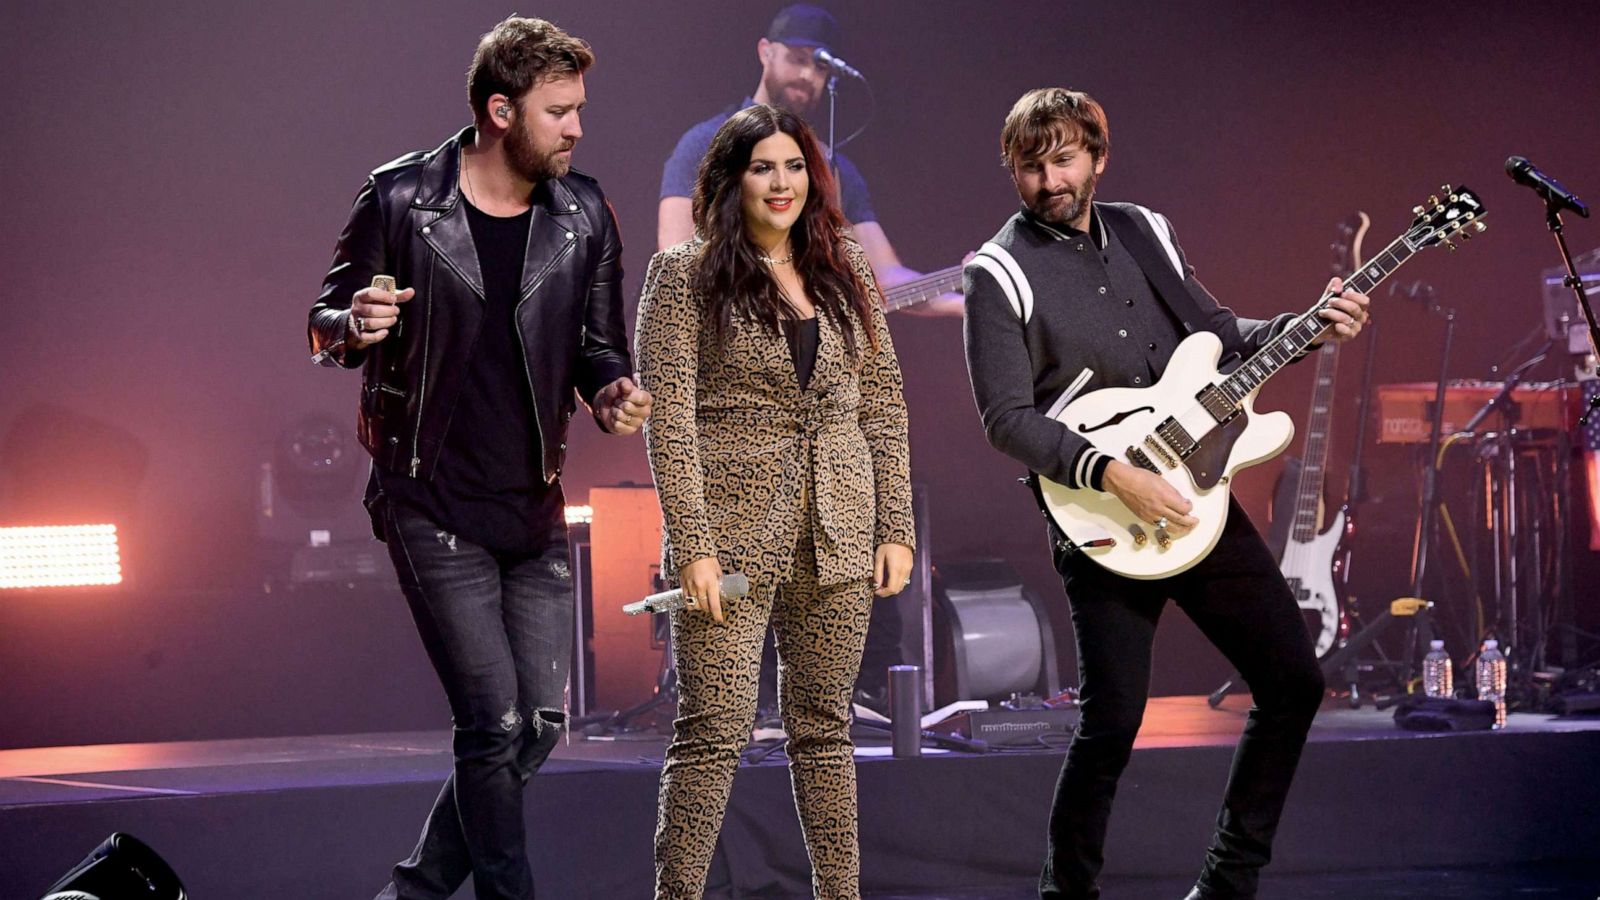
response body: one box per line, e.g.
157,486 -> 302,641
1318,287 -> 1452,703
1460,345 -> 1550,687
1543,200 -> 1600,425
1459,343 -> 1549,437
824,68 -> 840,177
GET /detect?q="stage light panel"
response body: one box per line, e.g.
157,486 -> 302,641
0,524 -> 123,589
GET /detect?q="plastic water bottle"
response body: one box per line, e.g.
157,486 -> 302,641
1422,639 -> 1453,698
1476,640 -> 1507,729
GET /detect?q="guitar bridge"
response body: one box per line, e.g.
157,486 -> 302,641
1143,436 -> 1178,469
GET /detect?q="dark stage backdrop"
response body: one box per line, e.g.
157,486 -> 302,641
2,1 -> 1597,748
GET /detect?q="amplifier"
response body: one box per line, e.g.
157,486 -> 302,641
1375,380 -> 1575,443
934,706 -> 1080,748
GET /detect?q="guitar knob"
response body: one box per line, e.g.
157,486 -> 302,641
1155,528 -> 1172,550
1129,524 -> 1148,547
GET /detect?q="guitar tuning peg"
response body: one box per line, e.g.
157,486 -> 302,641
1413,205 -> 1426,216
1441,183 -> 1453,194
1474,221 -> 1488,233
1444,239 -> 1458,252
1429,194 -> 1440,207
1462,230 -> 1473,240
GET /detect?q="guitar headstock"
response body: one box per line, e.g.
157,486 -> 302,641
1403,184 -> 1486,253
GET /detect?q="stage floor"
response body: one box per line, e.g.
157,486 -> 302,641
4,697 -> 1597,898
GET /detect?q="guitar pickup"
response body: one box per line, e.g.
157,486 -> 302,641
1156,417 -> 1197,457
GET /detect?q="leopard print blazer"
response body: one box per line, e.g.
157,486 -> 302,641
635,237 -> 915,586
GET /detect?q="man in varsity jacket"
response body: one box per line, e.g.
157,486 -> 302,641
963,88 -> 1370,900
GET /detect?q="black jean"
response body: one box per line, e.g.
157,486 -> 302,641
375,501 -> 573,900
1039,498 -> 1325,900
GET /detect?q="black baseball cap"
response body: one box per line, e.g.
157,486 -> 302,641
766,4 -> 841,55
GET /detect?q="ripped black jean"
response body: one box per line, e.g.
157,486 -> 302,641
376,501 -> 573,900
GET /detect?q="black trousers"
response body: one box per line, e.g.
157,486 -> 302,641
1040,498 -> 1324,900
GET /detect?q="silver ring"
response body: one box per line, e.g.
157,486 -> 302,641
1155,516 -> 1169,529
353,312 -> 366,333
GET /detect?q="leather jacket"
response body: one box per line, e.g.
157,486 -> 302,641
308,127 -> 631,484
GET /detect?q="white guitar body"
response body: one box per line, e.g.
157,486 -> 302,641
1278,508 -> 1344,656
1036,185 -> 1484,581
1039,331 -> 1295,579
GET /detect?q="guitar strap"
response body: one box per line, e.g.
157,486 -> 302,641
1096,204 -> 1213,339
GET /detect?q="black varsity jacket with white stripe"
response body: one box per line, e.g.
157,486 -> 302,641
962,201 -> 1299,493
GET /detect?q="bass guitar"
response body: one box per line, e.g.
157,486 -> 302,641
1270,213 -> 1368,655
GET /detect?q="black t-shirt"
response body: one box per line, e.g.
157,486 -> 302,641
378,198 -> 564,554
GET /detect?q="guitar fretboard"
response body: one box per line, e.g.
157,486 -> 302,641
1290,342 -> 1340,542
882,264 -> 964,312
1219,237 -> 1414,406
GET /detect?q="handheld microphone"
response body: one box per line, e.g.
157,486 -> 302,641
1505,156 -> 1589,218
623,573 -> 750,616
814,48 -> 864,80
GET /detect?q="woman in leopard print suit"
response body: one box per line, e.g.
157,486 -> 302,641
635,104 -> 916,899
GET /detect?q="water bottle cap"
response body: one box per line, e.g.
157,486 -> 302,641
1429,640 -> 1445,649
1483,639 -> 1499,650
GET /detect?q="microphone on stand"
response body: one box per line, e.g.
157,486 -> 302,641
814,48 -> 865,80
623,573 -> 750,615
1505,156 -> 1589,218
1388,279 -> 1434,303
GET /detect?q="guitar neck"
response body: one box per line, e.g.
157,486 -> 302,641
1217,234 -> 1415,406
1289,342 -> 1340,542
882,264 -> 964,312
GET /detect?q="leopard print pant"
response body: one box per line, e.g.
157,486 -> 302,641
653,509 -> 873,899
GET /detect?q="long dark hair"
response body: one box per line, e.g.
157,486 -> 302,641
690,104 -> 875,354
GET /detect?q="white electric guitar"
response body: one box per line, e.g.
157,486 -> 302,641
1040,186 -> 1486,579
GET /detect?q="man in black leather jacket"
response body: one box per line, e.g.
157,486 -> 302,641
307,17 -> 650,900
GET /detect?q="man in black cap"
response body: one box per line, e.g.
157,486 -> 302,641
656,3 -> 962,316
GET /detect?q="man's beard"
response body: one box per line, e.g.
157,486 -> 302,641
761,70 -> 817,115
505,119 -> 573,183
1029,169 -> 1099,227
